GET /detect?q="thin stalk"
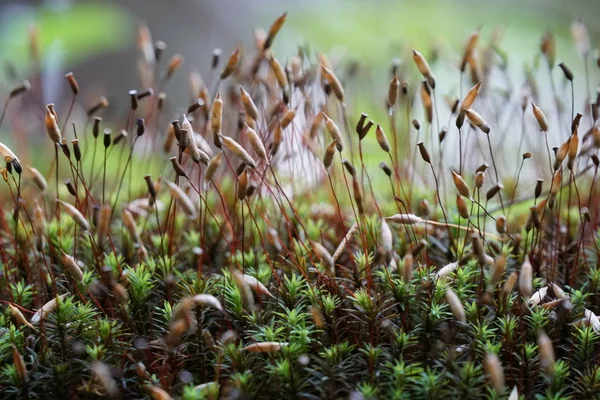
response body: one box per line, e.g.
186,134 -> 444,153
486,132 -> 505,214
427,162 -> 454,252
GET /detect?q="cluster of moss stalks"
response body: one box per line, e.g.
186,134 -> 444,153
0,12 -> 600,400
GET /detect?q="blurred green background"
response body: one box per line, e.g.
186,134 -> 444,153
0,0 -> 596,108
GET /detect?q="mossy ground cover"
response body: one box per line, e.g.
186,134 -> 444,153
0,11 -> 599,400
